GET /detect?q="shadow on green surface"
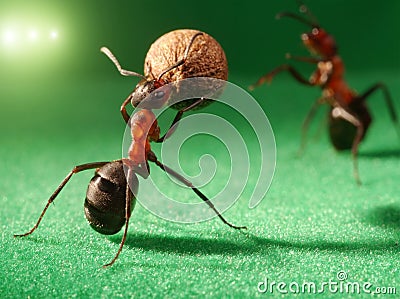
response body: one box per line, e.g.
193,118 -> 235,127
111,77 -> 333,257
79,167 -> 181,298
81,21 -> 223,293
358,148 -> 400,158
365,204 -> 400,229
111,231 -> 399,257
110,232 -> 249,256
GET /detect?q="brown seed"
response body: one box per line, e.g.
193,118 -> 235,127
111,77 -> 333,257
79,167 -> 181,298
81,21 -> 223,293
144,29 -> 228,109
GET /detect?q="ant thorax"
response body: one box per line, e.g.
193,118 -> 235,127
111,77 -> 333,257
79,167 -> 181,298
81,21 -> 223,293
310,61 -> 333,85
128,110 -> 160,169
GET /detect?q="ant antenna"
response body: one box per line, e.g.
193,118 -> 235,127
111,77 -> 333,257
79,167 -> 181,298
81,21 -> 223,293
101,47 -> 146,79
276,11 -> 319,28
157,32 -> 204,81
296,0 -> 320,27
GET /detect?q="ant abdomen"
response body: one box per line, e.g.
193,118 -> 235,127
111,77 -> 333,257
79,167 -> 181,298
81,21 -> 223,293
84,161 -> 137,235
329,116 -> 357,150
329,103 -> 372,150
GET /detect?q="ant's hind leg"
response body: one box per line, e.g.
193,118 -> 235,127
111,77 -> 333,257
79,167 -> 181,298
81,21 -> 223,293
331,107 -> 363,185
103,167 -> 135,268
14,161 -> 110,237
147,151 -> 247,230
356,83 -> 400,139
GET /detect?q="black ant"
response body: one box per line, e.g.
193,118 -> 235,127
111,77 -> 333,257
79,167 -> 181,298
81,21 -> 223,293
250,2 -> 399,184
14,32 -> 246,268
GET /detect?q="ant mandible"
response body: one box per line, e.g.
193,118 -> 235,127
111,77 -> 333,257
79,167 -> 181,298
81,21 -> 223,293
14,32 -> 246,268
250,2 -> 399,184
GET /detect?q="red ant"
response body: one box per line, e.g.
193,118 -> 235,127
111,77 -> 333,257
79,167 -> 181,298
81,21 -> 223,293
250,2 -> 399,184
101,32 -> 210,127
14,32 -> 246,268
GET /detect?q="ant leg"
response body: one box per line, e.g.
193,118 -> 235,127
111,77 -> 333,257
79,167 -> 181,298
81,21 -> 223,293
147,151 -> 247,230
355,82 -> 400,139
249,64 -> 314,90
298,99 -> 321,155
122,158 -> 150,179
123,34 -> 204,128
285,53 -> 320,64
120,94 -> 133,124
14,161 -> 110,238
103,167 -> 134,268
155,97 -> 206,143
157,32 -> 203,80
352,125 -> 364,185
332,107 -> 363,185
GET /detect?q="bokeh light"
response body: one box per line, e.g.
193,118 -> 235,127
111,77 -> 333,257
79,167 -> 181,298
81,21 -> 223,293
50,30 -> 57,40
1,25 -> 59,47
28,29 -> 38,41
3,29 -> 17,45
0,17 -> 65,86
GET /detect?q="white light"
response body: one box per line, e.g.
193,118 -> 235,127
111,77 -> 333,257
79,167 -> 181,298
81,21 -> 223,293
1,26 -> 61,48
3,30 -> 16,45
50,30 -> 58,39
28,29 -> 38,41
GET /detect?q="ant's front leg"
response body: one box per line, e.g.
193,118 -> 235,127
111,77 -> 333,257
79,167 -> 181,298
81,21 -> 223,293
249,64 -> 315,90
120,94 -> 133,124
155,97 -> 207,143
285,53 -> 321,64
156,32 -> 204,80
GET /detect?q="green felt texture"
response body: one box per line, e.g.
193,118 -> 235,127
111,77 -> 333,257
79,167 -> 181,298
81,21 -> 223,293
1,1 -> 400,298
1,73 -> 399,298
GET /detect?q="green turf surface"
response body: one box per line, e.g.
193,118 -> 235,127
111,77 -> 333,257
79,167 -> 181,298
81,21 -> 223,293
1,1 -> 399,297
1,71 -> 399,298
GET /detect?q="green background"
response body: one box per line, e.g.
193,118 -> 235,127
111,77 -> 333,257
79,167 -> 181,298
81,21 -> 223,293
1,0 -> 399,298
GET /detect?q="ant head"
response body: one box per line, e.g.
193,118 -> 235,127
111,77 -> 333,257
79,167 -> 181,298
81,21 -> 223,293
301,27 -> 337,58
131,78 -> 171,109
101,46 -> 177,109
102,32 -> 203,110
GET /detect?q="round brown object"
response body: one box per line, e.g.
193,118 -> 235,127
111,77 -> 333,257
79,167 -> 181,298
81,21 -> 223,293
144,29 -> 228,109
